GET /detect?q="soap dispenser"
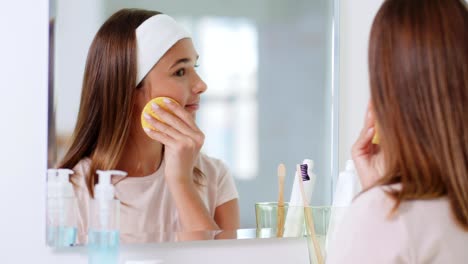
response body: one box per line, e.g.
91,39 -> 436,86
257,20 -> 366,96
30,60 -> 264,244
332,160 -> 361,206
46,168 -> 58,247
88,170 -> 127,264
47,168 -> 78,247
56,168 -> 77,247
326,160 -> 361,250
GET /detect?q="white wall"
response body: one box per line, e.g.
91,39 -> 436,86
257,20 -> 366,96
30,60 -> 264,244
0,0 -> 384,262
0,0 -> 50,262
338,0 -> 384,170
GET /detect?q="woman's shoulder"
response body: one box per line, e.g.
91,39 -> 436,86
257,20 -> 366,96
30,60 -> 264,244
327,186 -> 412,263
196,153 -> 238,207
346,185 -> 447,231
342,186 -> 407,236
352,185 -> 396,212
196,153 -> 229,176
352,185 -> 456,226
328,184 -> 468,263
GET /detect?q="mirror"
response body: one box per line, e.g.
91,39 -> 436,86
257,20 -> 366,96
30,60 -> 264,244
48,0 -> 339,244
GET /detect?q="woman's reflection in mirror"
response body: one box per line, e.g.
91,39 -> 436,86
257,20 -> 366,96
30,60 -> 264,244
58,8 -> 240,244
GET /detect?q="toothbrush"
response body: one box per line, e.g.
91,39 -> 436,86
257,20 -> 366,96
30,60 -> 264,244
297,164 -> 324,264
284,159 -> 316,237
276,163 -> 286,237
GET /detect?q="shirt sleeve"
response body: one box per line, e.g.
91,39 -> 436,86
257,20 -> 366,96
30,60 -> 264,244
326,188 -> 412,264
215,161 -> 239,208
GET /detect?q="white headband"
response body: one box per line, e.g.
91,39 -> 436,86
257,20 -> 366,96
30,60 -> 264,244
135,14 -> 191,86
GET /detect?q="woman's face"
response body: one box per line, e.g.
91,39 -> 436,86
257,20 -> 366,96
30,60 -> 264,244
136,38 -> 207,118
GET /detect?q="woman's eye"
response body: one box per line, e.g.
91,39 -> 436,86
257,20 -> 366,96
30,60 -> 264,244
175,68 -> 185,77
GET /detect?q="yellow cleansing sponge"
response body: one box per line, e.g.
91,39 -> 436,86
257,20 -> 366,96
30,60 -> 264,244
141,97 -> 180,132
372,124 -> 380,145
372,132 -> 380,145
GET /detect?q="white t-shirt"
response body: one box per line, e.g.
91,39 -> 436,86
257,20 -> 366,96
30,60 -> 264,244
71,153 -> 239,244
326,185 -> 468,263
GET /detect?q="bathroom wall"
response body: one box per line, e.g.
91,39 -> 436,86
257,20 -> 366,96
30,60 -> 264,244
0,0 -> 383,262
338,0 -> 385,170
0,0 -> 50,263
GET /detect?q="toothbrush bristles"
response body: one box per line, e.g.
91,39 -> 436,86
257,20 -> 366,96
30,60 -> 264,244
300,164 -> 310,181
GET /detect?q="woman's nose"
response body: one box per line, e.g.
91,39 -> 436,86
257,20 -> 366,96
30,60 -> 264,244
192,72 -> 207,94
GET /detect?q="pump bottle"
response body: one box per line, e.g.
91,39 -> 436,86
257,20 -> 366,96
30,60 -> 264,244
46,168 -> 78,247
88,170 -> 126,264
46,169 -> 58,246
56,168 -> 77,246
326,160 -> 361,250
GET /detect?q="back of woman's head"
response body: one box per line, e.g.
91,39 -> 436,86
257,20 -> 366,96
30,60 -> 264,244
369,0 -> 468,229
59,9 -> 160,197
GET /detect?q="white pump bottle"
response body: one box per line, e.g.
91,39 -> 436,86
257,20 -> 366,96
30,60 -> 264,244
57,168 -> 74,198
46,169 -> 58,246
88,170 -> 127,264
326,160 -> 362,251
46,168 -> 77,247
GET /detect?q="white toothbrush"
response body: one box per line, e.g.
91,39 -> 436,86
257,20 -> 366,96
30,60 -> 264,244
283,159 -> 316,237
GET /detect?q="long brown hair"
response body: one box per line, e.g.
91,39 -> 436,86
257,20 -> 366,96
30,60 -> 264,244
369,0 -> 468,229
58,9 -> 159,197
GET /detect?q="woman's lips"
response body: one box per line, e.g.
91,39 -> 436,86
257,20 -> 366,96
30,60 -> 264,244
185,103 -> 200,112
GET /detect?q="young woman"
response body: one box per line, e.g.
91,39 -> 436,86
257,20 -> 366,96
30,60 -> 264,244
327,0 -> 467,262
59,9 -> 240,243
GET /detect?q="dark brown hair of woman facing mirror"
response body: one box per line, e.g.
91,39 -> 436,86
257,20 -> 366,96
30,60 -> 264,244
57,8 -> 240,243
327,1 -> 467,262
58,9 -> 159,196
367,0 -> 467,229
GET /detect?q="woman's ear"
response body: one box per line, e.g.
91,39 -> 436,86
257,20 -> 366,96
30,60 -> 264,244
134,83 -> 149,110
136,77 -> 145,90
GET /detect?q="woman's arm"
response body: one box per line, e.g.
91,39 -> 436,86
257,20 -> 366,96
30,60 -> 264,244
171,192 -> 240,242
143,99 -> 220,231
214,198 -> 240,229
168,180 -> 219,230
214,199 -> 240,239
167,179 -> 240,233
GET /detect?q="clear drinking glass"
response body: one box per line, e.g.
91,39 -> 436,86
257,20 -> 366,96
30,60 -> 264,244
255,202 -> 348,264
